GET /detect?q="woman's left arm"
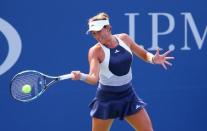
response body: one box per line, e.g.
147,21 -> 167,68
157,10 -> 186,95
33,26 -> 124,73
119,33 -> 175,70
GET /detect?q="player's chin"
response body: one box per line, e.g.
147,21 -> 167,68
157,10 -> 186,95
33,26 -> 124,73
97,39 -> 102,43
97,37 -> 105,43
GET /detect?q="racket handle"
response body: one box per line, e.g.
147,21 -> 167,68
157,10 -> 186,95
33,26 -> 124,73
59,74 -> 72,80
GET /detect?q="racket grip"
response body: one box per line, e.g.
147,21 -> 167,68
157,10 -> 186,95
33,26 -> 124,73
59,74 -> 72,80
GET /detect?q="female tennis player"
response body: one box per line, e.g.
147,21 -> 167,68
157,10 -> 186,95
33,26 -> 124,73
71,12 -> 174,131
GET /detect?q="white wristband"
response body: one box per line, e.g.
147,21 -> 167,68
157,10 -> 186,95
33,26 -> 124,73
80,73 -> 87,81
146,52 -> 155,64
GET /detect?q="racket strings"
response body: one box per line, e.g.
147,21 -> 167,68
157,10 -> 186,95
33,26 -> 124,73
11,72 -> 45,101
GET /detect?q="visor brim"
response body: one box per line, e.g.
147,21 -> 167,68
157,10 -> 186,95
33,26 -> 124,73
86,25 -> 104,34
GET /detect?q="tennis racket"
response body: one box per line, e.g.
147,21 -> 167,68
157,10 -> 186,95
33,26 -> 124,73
10,70 -> 72,102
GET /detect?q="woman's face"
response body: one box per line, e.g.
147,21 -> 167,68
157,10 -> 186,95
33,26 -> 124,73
91,27 -> 110,44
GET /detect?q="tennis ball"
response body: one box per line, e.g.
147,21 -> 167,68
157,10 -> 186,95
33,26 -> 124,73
22,84 -> 32,94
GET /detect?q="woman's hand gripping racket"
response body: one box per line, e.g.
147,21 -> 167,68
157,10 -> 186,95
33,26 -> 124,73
10,70 -> 72,102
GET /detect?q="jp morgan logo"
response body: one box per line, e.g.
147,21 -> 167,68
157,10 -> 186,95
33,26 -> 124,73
125,12 -> 207,50
0,18 -> 22,75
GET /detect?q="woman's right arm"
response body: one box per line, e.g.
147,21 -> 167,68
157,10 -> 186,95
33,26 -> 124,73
71,46 -> 100,85
85,46 -> 100,84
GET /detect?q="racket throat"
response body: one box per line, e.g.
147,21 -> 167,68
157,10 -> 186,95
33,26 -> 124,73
45,78 -> 58,87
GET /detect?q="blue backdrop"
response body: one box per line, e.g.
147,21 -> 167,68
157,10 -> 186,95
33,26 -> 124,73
1,0 -> 207,131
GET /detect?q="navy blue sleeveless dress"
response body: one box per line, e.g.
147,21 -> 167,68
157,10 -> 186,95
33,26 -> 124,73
89,36 -> 146,120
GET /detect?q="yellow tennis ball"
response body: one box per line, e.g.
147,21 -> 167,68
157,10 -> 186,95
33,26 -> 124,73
22,84 -> 32,94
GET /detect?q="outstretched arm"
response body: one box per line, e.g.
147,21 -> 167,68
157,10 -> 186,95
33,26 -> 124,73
119,33 -> 174,69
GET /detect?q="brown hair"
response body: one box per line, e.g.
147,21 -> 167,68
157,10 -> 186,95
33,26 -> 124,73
88,12 -> 110,24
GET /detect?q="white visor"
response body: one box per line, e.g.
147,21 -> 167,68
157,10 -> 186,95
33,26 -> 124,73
86,20 -> 110,34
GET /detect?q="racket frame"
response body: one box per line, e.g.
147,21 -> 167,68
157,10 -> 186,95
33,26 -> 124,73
10,70 -> 71,102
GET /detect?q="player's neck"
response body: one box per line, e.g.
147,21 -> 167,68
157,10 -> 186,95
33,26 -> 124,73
104,36 -> 118,48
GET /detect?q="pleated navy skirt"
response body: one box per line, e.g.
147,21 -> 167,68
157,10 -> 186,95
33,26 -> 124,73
89,82 -> 146,120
